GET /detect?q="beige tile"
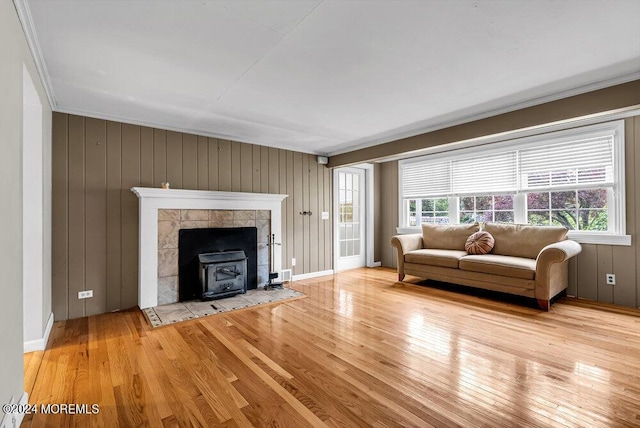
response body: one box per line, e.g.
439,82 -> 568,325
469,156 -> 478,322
209,210 -> 234,223
257,219 -> 271,243
153,303 -> 194,324
215,295 -> 252,311
256,210 -> 271,220
234,219 -> 256,227
209,220 -> 234,228
243,290 -> 274,304
158,249 -> 179,277
158,209 -> 180,221
181,209 -> 208,221
158,276 -> 178,305
257,243 -> 269,265
184,301 -> 224,317
234,210 -> 256,221
158,220 -> 179,249
148,288 -> 305,327
181,220 -> 209,229
257,264 -> 269,287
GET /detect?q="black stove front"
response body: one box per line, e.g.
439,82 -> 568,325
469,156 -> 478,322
178,227 -> 257,301
198,251 -> 247,300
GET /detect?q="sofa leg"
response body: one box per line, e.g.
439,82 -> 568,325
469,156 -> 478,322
537,299 -> 550,311
398,273 -> 405,282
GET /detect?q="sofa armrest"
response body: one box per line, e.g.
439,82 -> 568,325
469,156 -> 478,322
390,234 -> 423,281
536,240 -> 582,264
535,240 -> 582,306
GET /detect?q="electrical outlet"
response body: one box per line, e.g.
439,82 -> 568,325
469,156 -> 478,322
78,290 -> 93,299
291,258 -> 296,266
606,274 -> 616,285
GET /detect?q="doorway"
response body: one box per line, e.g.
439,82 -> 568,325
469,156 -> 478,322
334,166 -> 373,271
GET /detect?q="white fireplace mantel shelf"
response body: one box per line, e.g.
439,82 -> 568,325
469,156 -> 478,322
131,187 -> 288,309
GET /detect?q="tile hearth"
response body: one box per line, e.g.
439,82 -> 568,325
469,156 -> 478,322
143,286 -> 305,328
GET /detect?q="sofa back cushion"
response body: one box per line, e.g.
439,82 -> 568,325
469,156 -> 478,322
483,223 -> 568,259
422,223 -> 479,251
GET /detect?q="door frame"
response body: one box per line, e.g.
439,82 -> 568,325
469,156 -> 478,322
333,163 -> 375,271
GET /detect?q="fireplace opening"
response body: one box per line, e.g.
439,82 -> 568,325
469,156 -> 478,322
198,251 -> 247,300
178,227 -> 257,301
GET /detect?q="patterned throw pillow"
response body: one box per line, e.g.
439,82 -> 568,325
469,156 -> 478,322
465,231 -> 495,255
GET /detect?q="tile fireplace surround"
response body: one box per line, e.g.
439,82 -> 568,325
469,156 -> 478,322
131,187 -> 287,309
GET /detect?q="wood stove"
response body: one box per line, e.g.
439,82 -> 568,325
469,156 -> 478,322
198,251 -> 247,300
178,227 -> 257,302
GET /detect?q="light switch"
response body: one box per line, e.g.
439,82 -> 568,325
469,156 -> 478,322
322,211 -> 329,220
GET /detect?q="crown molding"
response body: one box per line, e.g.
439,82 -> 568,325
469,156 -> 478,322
13,0 -> 57,109
327,72 -> 640,158
54,106 -> 328,156
378,105 -> 640,164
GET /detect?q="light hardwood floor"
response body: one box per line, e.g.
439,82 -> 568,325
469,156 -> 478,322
23,268 -> 640,427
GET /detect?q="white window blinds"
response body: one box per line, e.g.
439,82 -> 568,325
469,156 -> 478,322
401,133 -> 615,198
401,151 -> 518,198
452,151 -> 518,195
402,160 -> 450,198
519,135 -> 614,190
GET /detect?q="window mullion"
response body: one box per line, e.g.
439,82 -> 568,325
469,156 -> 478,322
514,193 -> 527,224
449,197 -> 459,224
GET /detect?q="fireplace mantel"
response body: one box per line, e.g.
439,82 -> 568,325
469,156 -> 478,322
131,187 -> 287,309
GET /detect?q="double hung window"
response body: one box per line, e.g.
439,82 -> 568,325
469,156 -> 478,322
399,121 -> 627,245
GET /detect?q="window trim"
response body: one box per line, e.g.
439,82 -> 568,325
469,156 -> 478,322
397,120 -> 630,246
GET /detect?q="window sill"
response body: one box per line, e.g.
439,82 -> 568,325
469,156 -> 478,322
396,227 -> 422,235
396,227 -> 632,246
566,232 -> 631,246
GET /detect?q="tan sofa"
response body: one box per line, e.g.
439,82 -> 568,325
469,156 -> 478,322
390,223 -> 582,310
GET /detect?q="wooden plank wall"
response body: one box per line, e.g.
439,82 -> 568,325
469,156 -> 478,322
379,116 -> 640,308
379,161 -> 399,269
52,113 -> 332,320
562,116 -> 639,307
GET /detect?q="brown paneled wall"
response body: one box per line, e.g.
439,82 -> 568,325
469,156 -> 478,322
52,113 -> 332,320
379,116 -> 640,308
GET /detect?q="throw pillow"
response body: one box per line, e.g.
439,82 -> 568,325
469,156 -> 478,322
465,231 -> 495,255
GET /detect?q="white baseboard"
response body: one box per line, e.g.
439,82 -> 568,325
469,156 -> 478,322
0,392 -> 28,428
292,269 -> 334,281
23,312 -> 53,353
368,261 -> 382,267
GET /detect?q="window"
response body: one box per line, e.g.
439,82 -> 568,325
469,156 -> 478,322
526,189 -> 609,230
406,197 -> 450,226
460,195 -> 514,224
398,121 -> 628,245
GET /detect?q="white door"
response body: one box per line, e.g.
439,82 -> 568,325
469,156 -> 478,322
335,168 -> 366,271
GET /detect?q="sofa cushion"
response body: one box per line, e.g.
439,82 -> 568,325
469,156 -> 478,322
422,223 -> 479,251
405,249 -> 468,269
483,223 -> 568,259
465,231 -> 495,255
459,254 -> 537,280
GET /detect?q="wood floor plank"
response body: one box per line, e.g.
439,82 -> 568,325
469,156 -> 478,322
23,267 -> 640,427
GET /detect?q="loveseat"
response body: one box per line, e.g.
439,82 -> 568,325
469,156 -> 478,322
390,222 -> 582,310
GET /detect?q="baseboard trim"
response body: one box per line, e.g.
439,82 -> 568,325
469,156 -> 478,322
369,261 -> 382,267
292,270 -> 334,281
23,312 -> 53,353
0,392 -> 28,428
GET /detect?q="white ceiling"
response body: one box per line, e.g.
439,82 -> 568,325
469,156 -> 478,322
21,0 -> 640,156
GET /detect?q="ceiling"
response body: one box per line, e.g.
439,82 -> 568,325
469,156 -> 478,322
20,0 -> 640,156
